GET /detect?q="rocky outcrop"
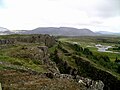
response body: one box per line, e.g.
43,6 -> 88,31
50,49 -> 78,75
75,75 -> 104,90
44,34 -> 56,47
53,43 -> 120,90
10,45 -> 59,74
0,34 -> 56,47
16,34 -> 56,47
0,39 -> 15,44
74,57 -> 120,90
44,72 -> 104,90
50,50 -> 104,90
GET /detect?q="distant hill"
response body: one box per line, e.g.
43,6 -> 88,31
14,27 -> 97,36
96,31 -> 120,36
96,31 -> 115,35
0,27 -> 9,31
0,27 -> 12,35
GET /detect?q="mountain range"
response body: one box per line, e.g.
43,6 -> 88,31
0,27 -> 97,36
0,27 -> 119,36
20,27 -> 98,36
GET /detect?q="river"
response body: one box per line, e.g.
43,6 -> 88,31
95,44 -> 113,52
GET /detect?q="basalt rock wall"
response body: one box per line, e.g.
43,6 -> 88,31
0,34 -> 56,47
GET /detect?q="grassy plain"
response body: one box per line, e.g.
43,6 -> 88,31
59,36 -> 120,61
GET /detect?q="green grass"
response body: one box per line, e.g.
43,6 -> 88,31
0,65 -> 5,70
49,44 -> 58,53
0,44 -> 47,73
62,55 -> 77,68
92,51 -> 120,61
87,47 -> 98,52
0,55 -> 46,72
0,34 -> 32,39
59,37 -> 120,61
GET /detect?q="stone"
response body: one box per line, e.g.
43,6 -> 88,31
38,46 -> 48,56
45,73 -> 54,79
76,76 -> 104,90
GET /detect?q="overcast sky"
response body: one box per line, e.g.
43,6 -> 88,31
0,0 -> 120,32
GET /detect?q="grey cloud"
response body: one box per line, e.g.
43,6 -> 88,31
95,0 -> 120,17
96,0 -> 120,18
80,0 -> 120,18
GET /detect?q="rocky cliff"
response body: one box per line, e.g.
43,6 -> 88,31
0,34 -> 56,47
50,42 -> 120,90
